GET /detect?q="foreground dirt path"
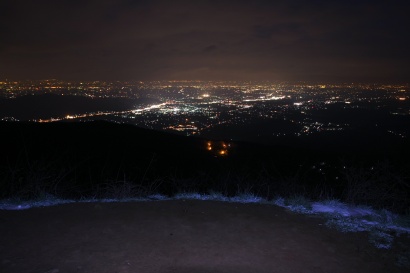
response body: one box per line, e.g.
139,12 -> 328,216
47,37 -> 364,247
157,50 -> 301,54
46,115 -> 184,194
0,200 -> 407,273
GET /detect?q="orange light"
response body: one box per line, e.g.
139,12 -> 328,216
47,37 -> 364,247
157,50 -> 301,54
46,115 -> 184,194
207,146 -> 212,151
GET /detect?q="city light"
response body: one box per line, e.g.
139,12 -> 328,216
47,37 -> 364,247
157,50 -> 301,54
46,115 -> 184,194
0,80 -> 408,139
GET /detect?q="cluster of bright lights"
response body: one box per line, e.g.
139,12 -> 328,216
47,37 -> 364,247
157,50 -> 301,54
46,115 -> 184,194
206,141 -> 231,156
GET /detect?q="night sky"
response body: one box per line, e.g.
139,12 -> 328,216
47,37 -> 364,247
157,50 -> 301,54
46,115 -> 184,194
1,0 -> 409,82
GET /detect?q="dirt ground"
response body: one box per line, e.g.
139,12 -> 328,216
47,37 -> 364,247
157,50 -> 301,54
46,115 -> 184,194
0,200 -> 408,273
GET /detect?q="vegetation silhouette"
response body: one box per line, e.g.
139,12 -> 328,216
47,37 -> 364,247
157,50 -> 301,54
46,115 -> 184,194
0,121 -> 409,213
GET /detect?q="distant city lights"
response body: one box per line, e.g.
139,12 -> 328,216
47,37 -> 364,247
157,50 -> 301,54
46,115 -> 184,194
0,80 -> 408,139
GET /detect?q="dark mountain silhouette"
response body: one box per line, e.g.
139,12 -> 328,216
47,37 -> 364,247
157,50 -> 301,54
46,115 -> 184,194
0,121 -> 409,212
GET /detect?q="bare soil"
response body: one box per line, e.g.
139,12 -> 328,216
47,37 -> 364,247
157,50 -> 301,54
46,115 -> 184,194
0,200 -> 408,273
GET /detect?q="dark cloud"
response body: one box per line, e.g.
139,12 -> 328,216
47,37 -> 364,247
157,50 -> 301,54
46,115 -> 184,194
0,0 -> 409,82
203,45 -> 218,53
252,24 -> 306,44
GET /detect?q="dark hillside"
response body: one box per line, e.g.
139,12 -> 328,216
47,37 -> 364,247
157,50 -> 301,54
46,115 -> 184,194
0,121 -> 409,213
